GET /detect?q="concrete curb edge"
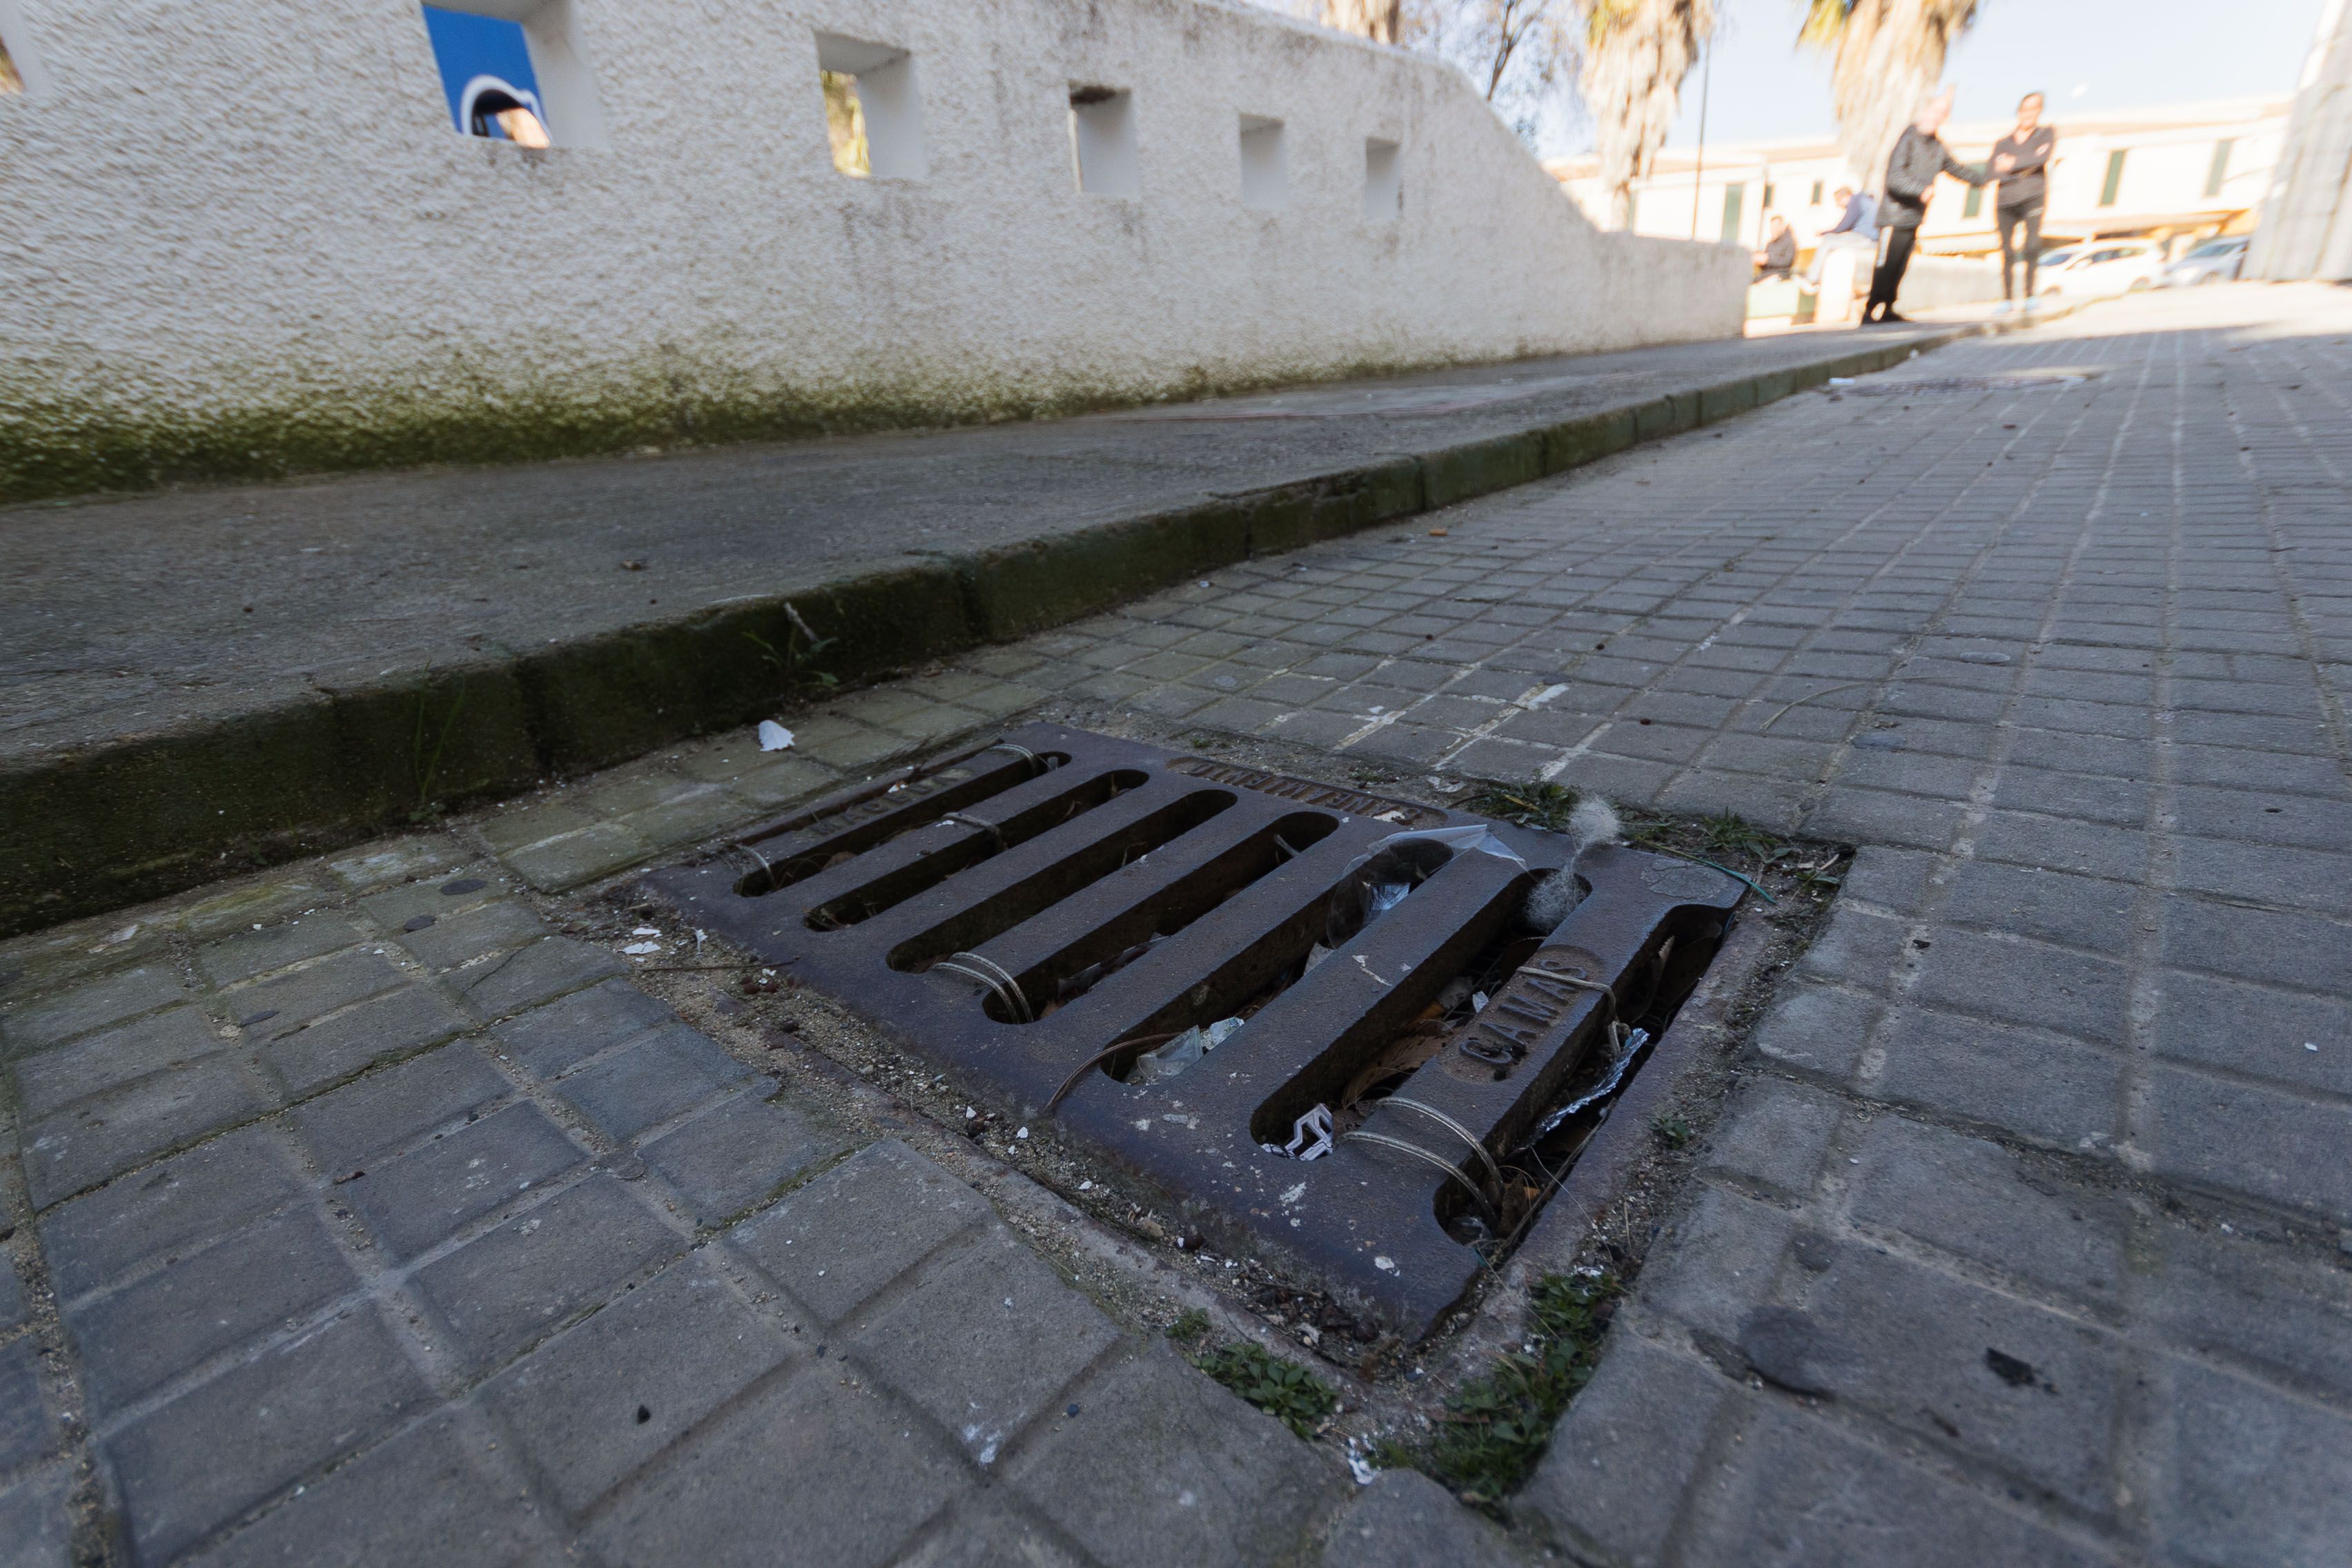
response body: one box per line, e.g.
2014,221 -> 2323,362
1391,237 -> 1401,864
0,311 -> 2059,937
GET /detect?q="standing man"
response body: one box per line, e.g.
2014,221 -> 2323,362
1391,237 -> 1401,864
1863,90 -> 1990,324
1990,92 -> 2057,307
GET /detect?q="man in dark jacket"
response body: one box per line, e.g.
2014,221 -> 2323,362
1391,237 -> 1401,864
1863,90 -> 1990,324
1754,215 -> 1798,280
1990,92 -> 2057,304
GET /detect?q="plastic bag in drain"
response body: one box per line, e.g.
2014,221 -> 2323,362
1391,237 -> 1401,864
1129,1016 -> 1244,1086
1324,826 -> 1529,945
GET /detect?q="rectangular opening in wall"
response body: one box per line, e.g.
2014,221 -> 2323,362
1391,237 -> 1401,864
1963,182 -> 1983,219
815,33 -> 926,181
1810,178 -> 1823,205
1364,137 -> 1400,221
2100,148 -> 2127,207
1719,181 -> 1744,242
821,70 -> 868,175
1239,115 -> 1287,210
1069,86 -> 1139,197
420,1 -> 607,149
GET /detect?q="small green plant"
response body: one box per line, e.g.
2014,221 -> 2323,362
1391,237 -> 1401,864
743,600 -> 839,692
1168,1307 -> 1211,1345
1194,1341 -> 1339,1439
1652,1112 -> 1692,1148
1468,781 -> 1581,833
1411,1273 -> 1620,1508
1781,849 -> 1846,896
1696,812 -> 1778,862
407,675 -> 469,823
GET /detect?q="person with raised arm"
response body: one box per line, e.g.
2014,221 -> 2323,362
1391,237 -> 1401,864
1862,89 -> 1990,325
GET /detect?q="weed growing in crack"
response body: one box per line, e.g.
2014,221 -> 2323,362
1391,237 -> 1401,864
1468,781 -> 1582,833
1785,852 -> 1846,896
1652,1111 -> 1693,1148
1694,812 -> 1781,861
1389,1273 -> 1621,1509
1194,1341 -> 1339,1439
407,675 -> 469,823
1168,1307 -> 1211,1346
743,600 -> 839,693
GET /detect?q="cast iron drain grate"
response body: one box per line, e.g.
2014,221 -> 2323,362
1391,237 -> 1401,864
649,724 -> 1743,1337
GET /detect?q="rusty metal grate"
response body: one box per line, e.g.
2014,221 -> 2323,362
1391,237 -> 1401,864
649,725 -> 1743,1337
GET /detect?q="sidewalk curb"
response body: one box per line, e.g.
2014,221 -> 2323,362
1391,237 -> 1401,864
0,310 -> 2066,937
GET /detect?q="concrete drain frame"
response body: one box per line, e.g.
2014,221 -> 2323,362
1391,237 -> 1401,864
647,723 -> 1743,1338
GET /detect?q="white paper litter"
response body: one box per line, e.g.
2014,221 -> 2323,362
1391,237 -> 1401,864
757,720 -> 794,752
1130,1017 -> 1244,1086
621,941 -> 661,955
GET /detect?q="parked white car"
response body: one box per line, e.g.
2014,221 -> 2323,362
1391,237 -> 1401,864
2038,241 -> 2166,298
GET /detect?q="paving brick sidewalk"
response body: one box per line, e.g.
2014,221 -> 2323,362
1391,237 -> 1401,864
0,846 -> 1347,1566
994,283 -> 2352,1565
6,283 -> 2349,1565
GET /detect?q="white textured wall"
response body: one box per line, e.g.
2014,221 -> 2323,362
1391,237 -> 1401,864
2253,0 -> 2352,280
0,0 -> 1745,497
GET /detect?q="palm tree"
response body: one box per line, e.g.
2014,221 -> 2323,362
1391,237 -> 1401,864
1580,0 -> 1718,228
1800,0 -> 1980,192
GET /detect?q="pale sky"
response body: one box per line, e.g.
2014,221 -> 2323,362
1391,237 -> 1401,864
1541,0 -> 2333,156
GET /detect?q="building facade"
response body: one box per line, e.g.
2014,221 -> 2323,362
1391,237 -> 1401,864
0,0 -> 1743,503
1549,99 -> 2289,264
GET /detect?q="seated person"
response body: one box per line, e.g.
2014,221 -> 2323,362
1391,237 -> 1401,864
1754,215 -> 1798,280
1805,186 -> 1877,283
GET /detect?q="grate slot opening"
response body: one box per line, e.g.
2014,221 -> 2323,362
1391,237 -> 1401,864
808,768 -> 1149,930
889,787 -> 1236,974
733,749 -> 1066,896
1086,844 -> 1511,1090
991,812 -> 1342,1024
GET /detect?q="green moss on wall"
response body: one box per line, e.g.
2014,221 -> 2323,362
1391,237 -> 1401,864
0,335 -> 1478,506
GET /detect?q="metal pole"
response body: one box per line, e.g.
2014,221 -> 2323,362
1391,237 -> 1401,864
1690,42 -> 1712,239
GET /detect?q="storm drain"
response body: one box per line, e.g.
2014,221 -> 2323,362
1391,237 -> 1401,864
649,724 -> 1743,1336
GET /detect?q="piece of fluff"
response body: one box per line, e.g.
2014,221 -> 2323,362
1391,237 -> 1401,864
1565,796 -> 1621,861
1522,796 -> 1623,934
